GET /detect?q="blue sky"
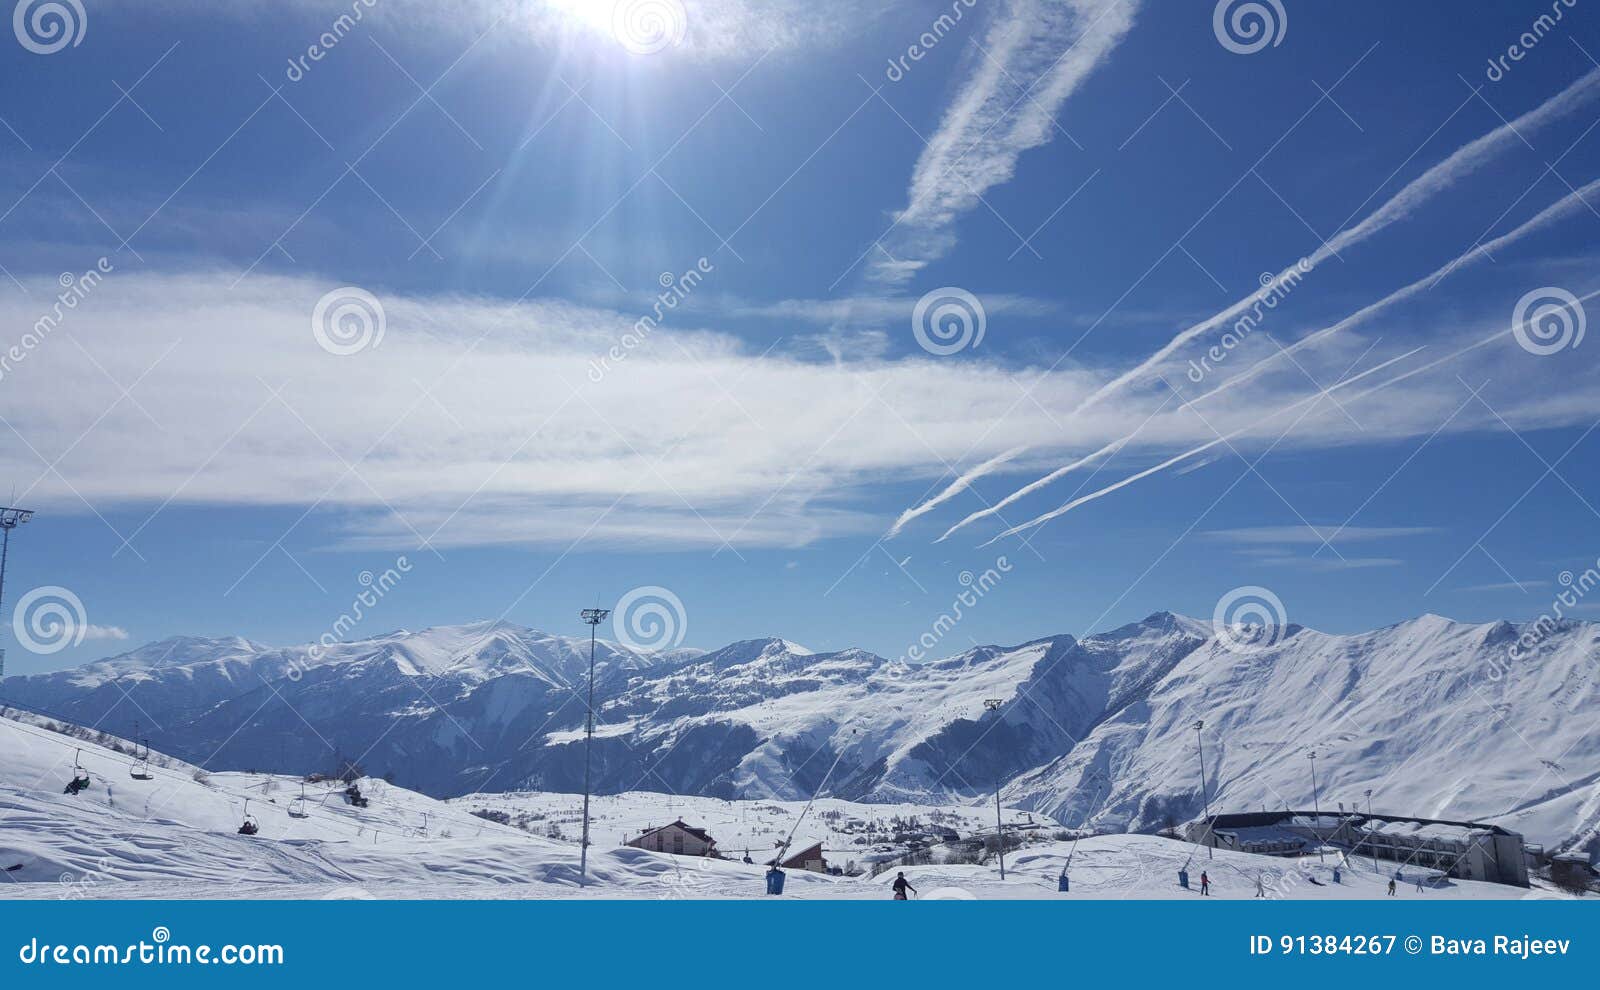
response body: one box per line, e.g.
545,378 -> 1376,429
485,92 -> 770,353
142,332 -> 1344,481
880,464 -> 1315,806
2,0 -> 1600,674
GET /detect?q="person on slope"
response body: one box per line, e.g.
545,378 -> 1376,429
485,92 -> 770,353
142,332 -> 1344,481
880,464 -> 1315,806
1200,871 -> 1211,896
891,872 -> 917,900
1254,875 -> 1265,898
1387,878 -> 1397,896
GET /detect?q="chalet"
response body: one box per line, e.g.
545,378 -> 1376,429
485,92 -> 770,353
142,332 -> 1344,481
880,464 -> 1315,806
627,819 -> 718,857
768,841 -> 828,873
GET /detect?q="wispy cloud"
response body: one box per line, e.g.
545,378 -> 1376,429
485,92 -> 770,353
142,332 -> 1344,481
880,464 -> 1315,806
1458,580 -> 1549,593
2,267 -> 1593,554
82,625 -> 131,642
868,0 -> 1139,284
1203,525 -> 1440,545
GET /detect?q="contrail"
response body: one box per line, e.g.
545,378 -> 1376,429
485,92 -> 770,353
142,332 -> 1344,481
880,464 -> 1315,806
1070,64 -> 1600,420
1139,174 -> 1600,423
885,445 -> 1025,538
897,66 -> 1600,525
979,347 -> 1426,545
934,439 -> 1126,542
959,173 -> 1600,543
983,281 -> 1600,545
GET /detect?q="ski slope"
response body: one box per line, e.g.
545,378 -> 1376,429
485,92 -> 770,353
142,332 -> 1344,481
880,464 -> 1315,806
0,712 -> 1569,899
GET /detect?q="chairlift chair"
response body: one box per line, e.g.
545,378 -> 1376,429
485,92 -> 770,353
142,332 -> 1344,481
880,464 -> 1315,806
63,749 -> 91,795
288,783 -> 310,819
130,739 -> 154,780
238,798 -> 260,836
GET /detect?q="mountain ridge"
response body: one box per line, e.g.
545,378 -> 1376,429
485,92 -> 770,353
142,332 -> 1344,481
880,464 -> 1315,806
2,611 -> 1594,854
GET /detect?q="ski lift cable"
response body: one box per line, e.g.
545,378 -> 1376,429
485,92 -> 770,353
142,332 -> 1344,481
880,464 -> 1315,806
771,728 -> 857,870
7,716 -> 437,846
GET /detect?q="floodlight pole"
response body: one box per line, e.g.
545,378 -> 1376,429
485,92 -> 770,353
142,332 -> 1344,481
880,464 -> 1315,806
984,699 -> 1006,880
578,607 -> 611,881
1194,719 -> 1212,860
1308,750 -> 1325,863
1365,788 -> 1378,873
0,507 -> 35,680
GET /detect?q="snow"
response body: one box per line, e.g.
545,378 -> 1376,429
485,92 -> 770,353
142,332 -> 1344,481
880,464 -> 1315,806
0,712 -> 1573,900
6,609 -> 1598,872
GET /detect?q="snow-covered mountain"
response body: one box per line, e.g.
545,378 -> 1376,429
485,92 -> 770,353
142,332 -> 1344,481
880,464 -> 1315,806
3,612 -> 1595,853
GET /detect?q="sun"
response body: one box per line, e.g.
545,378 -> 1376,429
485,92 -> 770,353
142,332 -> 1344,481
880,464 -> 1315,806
545,0 -> 618,37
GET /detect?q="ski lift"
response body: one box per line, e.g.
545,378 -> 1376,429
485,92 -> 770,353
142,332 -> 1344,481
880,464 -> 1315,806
63,749 -> 91,795
344,782 -> 369,808
129,739 -> 154,781
288,782 -> 310,819
238,798 -> 260,836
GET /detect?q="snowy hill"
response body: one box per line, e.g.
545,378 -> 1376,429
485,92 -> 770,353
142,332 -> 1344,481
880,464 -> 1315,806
3,612 -> 1596,856
1003,614 -> 1600,855
0,711 -> 1558,900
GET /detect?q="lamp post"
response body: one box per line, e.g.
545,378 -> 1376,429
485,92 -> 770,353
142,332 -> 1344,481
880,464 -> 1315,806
1308,750 -> 1324,863
0,507 -> 35,680
983,698 -> 1006,880
578,607 -> 611,881
1364,788 -> 1378,872
1194,719 -> 1212,860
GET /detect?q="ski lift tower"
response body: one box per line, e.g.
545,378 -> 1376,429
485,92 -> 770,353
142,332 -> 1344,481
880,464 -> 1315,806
0,506 -> 35,680
983,698 -> 1006,880
578,606 -> 611,881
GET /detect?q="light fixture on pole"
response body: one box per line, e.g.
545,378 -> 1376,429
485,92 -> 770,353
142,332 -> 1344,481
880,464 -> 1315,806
0,506 -> 35,680
1308,749 -> 1324,863
578,606 -> 611,881
983,698 -> 1006,880
1364,788 -> 1378,872
1193,719 -> 1213,860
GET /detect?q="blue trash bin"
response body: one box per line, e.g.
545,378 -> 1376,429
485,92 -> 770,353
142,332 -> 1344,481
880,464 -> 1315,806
765,868 -> 786,896
1178,869 -> 1189,890
1057,873 -> 1069,893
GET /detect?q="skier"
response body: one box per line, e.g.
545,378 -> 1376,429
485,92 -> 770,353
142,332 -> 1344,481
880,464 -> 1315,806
1200,871 -> 1211,896
891,872 -> 917,900
1387,878 -> 1396,896
1254,875 -> 1265,898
